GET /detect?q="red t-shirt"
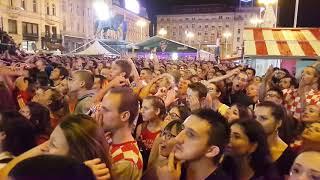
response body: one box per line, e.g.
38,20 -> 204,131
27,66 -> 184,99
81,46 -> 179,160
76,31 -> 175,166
140,128 -> 161,150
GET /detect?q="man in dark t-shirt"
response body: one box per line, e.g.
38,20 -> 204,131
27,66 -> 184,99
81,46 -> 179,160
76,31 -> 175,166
157,109 -> 231,180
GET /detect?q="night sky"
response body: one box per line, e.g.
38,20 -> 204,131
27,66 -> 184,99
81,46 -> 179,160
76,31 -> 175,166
140,0 -> 320,28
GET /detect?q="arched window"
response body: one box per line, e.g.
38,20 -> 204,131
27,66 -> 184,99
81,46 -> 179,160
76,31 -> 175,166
33,0 -> 37,12
46,2 -> 50,15
52,4 -> 56,16
21,0 -> 26,10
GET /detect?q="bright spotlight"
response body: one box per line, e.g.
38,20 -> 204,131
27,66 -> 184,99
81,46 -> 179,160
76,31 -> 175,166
93,1 -> 110,20
172,52 -> 178,61
125,0 -> 140,14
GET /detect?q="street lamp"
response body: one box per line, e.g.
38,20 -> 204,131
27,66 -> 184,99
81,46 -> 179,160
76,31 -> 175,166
93,1 -> 110,21
258,0 -> 278,27
250,17 -> 264,27
223,32 -> 232,58
136,20 -> 147,41
158,28 -> 167,37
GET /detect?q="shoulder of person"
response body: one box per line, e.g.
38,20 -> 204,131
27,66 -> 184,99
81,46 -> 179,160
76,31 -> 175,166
111,161 -> 142,180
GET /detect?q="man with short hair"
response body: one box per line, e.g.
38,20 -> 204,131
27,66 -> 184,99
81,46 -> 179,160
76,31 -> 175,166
229,71 -> 252,106
140,68 -> 153,84
245,67 -> 256,83
110,59 -> 132,80
99,87 -> 143,180
68,70 -> 95,114
186,82 -> 208,111
158,109 -> 231,180
264,88 -> 284,105
50,66 -> 69,87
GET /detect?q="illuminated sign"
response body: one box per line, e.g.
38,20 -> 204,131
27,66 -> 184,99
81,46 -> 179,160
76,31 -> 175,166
125,0 -> 140,14
241,0 -> 252,2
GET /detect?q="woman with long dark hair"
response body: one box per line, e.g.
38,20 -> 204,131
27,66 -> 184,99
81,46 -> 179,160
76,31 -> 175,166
19,102 -> 51,144
0,111 -> 37,168
222,119 -> 279,180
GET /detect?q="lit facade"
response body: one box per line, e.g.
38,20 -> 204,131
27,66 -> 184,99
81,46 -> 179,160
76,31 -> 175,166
0,0 -> 62,51
157,4 -> 274,57
0,0 -> 150,53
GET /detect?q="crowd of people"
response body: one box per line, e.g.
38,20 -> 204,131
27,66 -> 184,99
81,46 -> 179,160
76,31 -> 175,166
0,49 -> 319,180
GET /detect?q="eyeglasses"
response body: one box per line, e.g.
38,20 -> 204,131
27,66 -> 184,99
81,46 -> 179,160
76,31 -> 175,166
168,112 -> 181,120
160,130 -> 177,140
266,93 -> 280,98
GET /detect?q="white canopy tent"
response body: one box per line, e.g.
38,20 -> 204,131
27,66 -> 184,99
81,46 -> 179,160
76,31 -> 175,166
70,40 -> 120,56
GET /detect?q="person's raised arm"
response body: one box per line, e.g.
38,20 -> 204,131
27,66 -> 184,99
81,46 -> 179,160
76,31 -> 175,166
207,68 -> 240,83
0,141 -> 47,177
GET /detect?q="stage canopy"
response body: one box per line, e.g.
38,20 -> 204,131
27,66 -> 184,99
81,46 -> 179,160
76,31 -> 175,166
74,40 -> 120,56
134,36 -> 198,53
244,28 -> 320,59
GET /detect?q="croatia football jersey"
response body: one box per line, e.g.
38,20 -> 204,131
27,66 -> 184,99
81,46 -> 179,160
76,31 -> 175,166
110,141 -> 143,180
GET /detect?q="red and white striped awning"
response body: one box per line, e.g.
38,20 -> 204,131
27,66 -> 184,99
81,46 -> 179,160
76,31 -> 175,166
244,28 -> 320,59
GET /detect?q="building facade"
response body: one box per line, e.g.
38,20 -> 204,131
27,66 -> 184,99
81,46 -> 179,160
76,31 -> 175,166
0,0 -> 63,52
0,0 -> 150,53
157,4 -> 275,57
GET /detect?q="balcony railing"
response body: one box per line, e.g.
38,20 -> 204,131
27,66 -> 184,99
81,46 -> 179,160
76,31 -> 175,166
41,33 -> 62,43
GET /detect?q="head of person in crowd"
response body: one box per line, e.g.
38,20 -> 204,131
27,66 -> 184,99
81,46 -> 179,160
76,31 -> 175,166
246,82 -> 260,103
186,82 -> 208,110
164,105 -> 191,123
232,71 -> 249,92
273,68 -> 289,81
41,114 -> 111,166
225,103 -> 253,123
36,71 -> 50,87
19,102 -> 51,135
35,59 -> 46,72
300,66 -> 320,88
206,70 -> 215,80
32,88 -> 68,123
86,59 -> 97,70
245,67 -> 256,82
9,155 -> 96,180
302,103 -> 320,123
149,75 -> 175,95
92,75 -> 106,91
264,87 -> 284,105
255,101 -> 286,137
141,96 -> 166,123
189,75 -> 200,84
159,120 -> 184,158
174,109 -> 230,166
289,151 -> 320,180
177,79 -> 191,97
207,82 -> 224,101
49,66 -> 69,86
279,75 -> 298,90
254,76 -> 262,83
228,119 -> 273,178
100,87 -> 139,133
110,59 -> 132,80
100,67 -> 111,79
140,68 -> 153,83
300,122 -> 320,151
153,69 -> 164,78
97,62 -> 105,72
0,111 -> 37,156
68,70 -> 94,93
15,76 -> 32,92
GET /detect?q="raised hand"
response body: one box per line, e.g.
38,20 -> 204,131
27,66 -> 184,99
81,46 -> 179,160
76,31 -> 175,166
84,158 -> 111,180
156,152 -> 181,180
